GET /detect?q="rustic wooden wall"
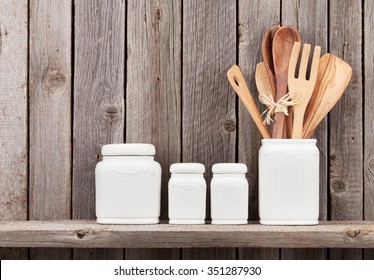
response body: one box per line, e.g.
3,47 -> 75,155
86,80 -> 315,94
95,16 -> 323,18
0,0 -> 371,260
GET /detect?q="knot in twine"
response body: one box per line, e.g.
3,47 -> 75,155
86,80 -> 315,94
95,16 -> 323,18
259,91 -> 300,125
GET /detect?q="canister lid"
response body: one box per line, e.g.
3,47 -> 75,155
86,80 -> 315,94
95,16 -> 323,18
101,144 -> 156,156
212,163 -> 247,174
170,163 -> 205,174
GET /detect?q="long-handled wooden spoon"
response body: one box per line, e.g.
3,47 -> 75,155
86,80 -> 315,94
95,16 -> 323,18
302,57 -> 352,138
272,26 -> 301,139
227,65 -> 271,139
261,25 -> 279,98
288,42 -> 321,139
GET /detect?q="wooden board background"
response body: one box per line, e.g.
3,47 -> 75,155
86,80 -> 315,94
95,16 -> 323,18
0,0 -> 370,259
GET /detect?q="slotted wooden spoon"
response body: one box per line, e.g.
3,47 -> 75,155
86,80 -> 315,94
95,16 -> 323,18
288,42 -> 321,139
302,56 -> 352,138
227,65 -> 271,139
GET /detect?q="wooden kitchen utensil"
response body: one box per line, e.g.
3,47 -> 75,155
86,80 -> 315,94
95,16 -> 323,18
272,26 -> 301,139
288,42 -> 321,139
255,62 -> 273,98
304,54 -> 333,123
302,56 -> 352,138
261,25 -> 279,98
227,65 -> 271,139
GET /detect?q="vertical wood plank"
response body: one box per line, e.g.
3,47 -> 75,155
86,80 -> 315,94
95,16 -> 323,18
0,0 -> 28,260
329,0 -> 363,260
364,0 -> 374,260
29,0 -> 72,260
182,0 -> 236,260
237,0 -> 280,260
125,0 -> 181,260
281,0 -> 328,260
73,0 -> 125,260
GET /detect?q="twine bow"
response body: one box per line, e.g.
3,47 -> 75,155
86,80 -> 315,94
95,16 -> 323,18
259,92 -> 300,125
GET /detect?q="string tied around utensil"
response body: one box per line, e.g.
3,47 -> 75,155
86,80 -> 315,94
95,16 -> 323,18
259,91 -> 301,125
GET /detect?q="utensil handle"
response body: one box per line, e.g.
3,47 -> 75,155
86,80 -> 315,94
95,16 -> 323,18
227,65 -> 271,139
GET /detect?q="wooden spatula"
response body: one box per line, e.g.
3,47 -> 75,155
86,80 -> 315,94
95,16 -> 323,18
302,56 -> 352,138
227,65 -> 271,139
288,42 -> 321,139
255,62 -> 273,99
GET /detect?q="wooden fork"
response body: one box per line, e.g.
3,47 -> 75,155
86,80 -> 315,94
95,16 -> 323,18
288,42 -> 321,139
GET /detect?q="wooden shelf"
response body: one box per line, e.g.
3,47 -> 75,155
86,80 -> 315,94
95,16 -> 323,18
1,220 -> 374,249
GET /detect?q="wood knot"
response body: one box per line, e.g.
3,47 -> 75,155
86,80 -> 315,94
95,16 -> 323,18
238,24 -> 248,44
43,69 -> 67,93
77,229 -> 90,239
155,8 -> 162,21
224,120 -> 236,132
104,105 -> 121,124
346,227 -> 370,238
368,159 -> 374,172
331,181 -> 346,194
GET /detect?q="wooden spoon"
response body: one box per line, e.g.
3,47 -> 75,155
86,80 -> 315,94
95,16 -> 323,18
261,25 -> 279,98
227,65 -> 271,139
255,62 -> 273,98
302,57 -> 352,138
271,26 -> 301,139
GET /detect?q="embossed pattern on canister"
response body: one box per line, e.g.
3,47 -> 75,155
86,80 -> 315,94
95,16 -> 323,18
95,144 -> 161,224
168,163 -> 206,224
259,139 -> 319,225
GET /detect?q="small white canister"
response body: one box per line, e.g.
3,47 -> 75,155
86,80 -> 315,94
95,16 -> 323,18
259,139 -> 319,225
95,143 -> 161,224
211,163 -> 249,224
168,163 -> 206,224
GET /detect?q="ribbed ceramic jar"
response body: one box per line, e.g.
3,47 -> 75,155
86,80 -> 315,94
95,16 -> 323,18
211,163 -> 249,224
259,139 -> 319,225
168,163 -> 206,224
95,144 -> 161,224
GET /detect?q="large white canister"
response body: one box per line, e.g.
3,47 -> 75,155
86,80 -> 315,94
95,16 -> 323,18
95,143 -> 161,224
259,139 -> 319,225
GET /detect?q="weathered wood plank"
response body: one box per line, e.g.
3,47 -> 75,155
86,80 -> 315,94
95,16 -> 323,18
125,0 -> 181,260
0,0 -> 28,260
29,0 -> 72,260
329,0 -> 363,260
1,221 -> 374,249
182,0 -> 236,260
281,0 -> 328,260
364,0 -> 374,260
237,0 -> 280,261
73,0 -> 125,260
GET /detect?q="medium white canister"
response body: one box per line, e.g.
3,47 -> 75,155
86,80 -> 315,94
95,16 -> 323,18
168,163 -> 206,224
259,139 -> 319,225
95,143 -> 161,224
211,163 -> 249,224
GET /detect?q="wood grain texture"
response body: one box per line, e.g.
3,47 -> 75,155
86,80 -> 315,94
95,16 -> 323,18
237,0 -> 280,260
125,0 -> 181,260
0,0 -> 28,260
329,0 -> 363,260
73,0 -> 125,260
364,0 -> 374,260
281,0 -> 328,260
1,221 -> 374,249
182,0 -> 236,260
29,0 -> 72,260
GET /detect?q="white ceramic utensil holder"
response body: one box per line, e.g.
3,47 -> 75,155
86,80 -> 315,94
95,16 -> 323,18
259,139 -> 319,225
168,163 -> 206,224
95,144 -> 162,224
211,163 -> 249,224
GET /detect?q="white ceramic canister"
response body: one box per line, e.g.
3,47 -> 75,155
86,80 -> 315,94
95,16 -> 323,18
168,163 -> 206,224
259,139 -> 319,225
95,143 -> 162,224
211,163 -> 249,224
